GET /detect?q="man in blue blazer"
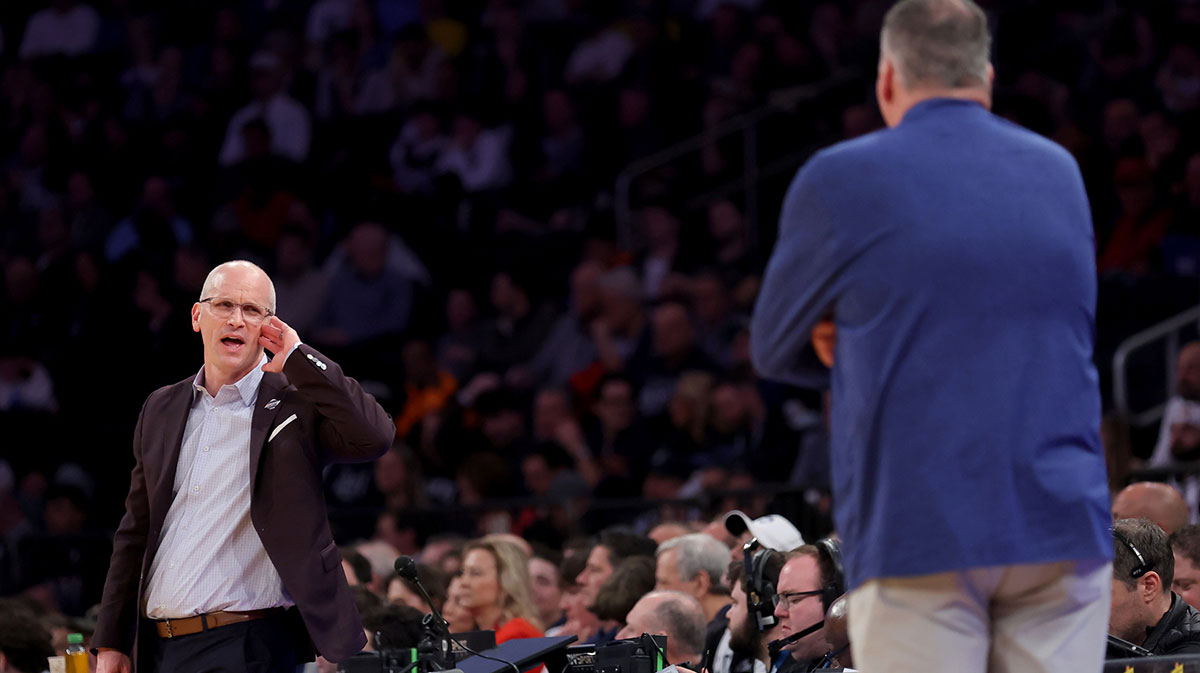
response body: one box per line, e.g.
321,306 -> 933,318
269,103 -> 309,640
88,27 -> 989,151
751,1 -> 1112,670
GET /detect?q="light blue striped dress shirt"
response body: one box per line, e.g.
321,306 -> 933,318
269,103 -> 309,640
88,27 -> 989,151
144,354 -> 293,618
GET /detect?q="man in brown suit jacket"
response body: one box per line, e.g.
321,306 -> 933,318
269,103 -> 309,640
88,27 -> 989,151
93,261 -> 394,673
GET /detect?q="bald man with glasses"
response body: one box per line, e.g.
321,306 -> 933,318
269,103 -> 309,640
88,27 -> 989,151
93,260 -> 394,673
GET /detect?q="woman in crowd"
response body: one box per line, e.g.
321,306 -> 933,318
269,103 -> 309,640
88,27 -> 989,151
443,575 -> 478,633
457,539 -> 545,642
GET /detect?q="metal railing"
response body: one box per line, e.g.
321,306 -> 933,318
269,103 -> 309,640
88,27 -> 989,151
613,68 -> 862,250
1112,304 -> 1200,427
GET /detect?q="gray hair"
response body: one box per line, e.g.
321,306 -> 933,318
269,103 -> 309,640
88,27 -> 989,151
880,0 -> 991,90
649,591 -> 706,660
200,260 -> 277,312
657,533 -> 730,594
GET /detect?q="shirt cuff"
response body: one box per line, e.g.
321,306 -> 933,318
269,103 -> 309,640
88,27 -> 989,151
282,341 -> 304,366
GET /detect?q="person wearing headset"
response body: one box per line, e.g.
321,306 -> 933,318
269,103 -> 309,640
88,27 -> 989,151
1108,518 -> 1200,657
772,541 -> 846,672
718,548 -> 786,673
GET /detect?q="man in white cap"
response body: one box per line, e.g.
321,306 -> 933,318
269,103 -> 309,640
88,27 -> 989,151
724,511 -> 805,562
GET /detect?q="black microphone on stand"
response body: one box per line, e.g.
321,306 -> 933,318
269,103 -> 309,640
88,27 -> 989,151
394,556 -> 521,673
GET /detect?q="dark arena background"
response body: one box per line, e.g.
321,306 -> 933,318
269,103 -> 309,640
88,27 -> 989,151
1,0 -> 1199,671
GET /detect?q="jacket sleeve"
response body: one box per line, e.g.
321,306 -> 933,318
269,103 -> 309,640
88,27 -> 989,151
283,343 -> 395,463
750,159 -> 848,386
91,398 -> 152,655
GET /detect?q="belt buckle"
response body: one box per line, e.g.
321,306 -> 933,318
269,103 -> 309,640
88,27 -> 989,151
164,619 -> 173,638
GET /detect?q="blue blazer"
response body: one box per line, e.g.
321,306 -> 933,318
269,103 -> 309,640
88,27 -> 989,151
751,98 -> 1112,588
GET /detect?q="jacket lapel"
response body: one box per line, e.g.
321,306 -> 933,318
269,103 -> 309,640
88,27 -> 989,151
249,372 -> 288,489
151,382 -> 197,516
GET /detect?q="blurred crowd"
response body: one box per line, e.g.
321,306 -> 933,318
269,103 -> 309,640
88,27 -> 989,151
0,0 -> 1199,636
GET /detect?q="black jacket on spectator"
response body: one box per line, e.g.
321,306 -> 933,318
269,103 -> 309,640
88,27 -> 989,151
1144,593 -> 1200,655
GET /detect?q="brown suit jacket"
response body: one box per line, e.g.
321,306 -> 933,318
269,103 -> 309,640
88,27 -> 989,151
92,344 -> 394,667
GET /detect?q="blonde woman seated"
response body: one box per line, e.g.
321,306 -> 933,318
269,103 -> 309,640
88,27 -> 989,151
457,539 -> 545,643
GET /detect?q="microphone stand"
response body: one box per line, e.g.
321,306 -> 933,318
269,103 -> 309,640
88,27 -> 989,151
400,559 -> 520,673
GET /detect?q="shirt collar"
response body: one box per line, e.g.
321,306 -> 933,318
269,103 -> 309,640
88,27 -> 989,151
899,96 -> 986,126
191,353 -> 269,406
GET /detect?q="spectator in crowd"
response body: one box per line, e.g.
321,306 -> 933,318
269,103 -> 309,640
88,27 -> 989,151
649,522 -> 693,546
457,539 -> 544,642
1171,524 -> 1200,610
577,530 -> 659,643
617,591 -> 708,667
655,533 -> 732,622
1109,518 -> 1200,656
634,299 -> 717,418
315,222 -> 413,348
637,205 -> 690,301
443,575 -> 476,634
1147,342 -> 1200,510
390,104 -> 447,195
273,226 -> 329,336
1112,482 -> 1191,535
590,556 -> 656,629
0,598 -> 54,673
547,550 -> 589,636
529,546 -> 566,631
478,269 -> 556,373
387,563 -> 447,612
592,268 -> 649,373
435,107 -> 512,193
357,539 -> 403,594
219,50 -> 312,166
104,176 -> 195,264
18,0 -> 100,59
341,548 -> 373,588
522,260 -> 604,387
394,339 -> 458,440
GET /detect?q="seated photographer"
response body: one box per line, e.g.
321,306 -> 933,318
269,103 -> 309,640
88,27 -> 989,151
1108,518 -> 1200,656
458,539 -> 545,642
616,591 -> 707,668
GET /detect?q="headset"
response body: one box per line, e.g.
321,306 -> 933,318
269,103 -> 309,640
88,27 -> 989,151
743,538 -> 779,632
1112,528 -> 1156,579
814,537 -> 845,611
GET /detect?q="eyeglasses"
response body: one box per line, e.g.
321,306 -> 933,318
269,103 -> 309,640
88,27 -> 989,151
200,297 -> 274,325
773,590 -> 823,610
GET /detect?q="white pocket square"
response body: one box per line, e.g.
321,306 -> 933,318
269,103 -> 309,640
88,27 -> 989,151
268,414 -> 297,442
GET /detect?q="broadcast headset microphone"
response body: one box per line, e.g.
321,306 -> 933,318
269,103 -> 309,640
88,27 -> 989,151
766,620 -> 824,661
394,555 -> 521,673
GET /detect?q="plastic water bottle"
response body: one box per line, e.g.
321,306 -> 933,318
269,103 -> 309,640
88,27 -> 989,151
64,633 -> 87,673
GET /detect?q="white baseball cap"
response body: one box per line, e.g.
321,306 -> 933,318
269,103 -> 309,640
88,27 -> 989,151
724,510 -> 805,552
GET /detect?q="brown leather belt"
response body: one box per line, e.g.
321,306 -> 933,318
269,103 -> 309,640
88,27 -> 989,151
154,608 -> 282,638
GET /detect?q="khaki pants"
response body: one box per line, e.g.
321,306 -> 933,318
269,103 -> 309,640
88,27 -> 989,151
848,559 -> 1111,673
